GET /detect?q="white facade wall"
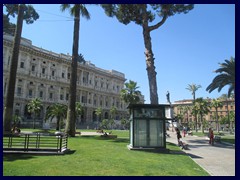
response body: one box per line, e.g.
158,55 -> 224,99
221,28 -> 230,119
3,34 -> 128,129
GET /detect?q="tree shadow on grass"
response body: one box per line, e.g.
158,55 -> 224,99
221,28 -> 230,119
3,154 -> 37,162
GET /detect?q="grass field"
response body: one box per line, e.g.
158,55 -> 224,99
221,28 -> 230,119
3,129 -> 209,176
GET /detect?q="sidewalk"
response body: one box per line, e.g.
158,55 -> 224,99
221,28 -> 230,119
166,130 -> 235,176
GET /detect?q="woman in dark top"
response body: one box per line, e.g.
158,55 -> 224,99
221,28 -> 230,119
175,127 -> 182,146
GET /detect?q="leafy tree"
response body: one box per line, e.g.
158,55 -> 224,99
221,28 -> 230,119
206,57 -> 235,98
211,98 -> 223,132
229,111 -> 235,129
3,4 -> 39,132
186,83 -> 202,132
100,119 -> 109,130
120,80 -> 142,105
192,98 -> 210,133
12,115 -> 22,128
27,98 -> 43,129
45,103 -> 67,131
102,4 -> 194,104
60,4 -> 90,136
219,94 -> 230,126
121,118 -> 130,130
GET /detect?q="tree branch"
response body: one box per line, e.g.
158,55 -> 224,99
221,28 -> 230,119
148,14 -> 168,32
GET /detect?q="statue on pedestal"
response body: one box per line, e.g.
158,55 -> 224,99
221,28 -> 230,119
166,91 -> 170,104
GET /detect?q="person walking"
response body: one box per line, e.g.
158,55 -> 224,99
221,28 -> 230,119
175,127 -> 182,146
209,128 -> 214,145
182,126 -> 186,137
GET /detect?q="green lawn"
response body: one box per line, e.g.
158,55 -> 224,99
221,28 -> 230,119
3,129 -> 209,176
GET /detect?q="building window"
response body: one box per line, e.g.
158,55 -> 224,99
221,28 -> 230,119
32,65 -> 35,71
68,73 -> 70,79
17,87 -> 21,96
62,73 -> 65,78
20,62 -> 24,68
39,91 -> 43,98
66,93 -> 69,101
49,93 -> 53,99
30,82 -> 33,85
60,94 -> 64,100
15,109 -> 20,116
29,89 -> 33,97
42,68 -> 45,74
52,70 -> 55,76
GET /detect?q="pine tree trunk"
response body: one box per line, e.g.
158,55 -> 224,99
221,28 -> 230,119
3,5 -> 24,132
142,25 -> 159,104
65,5 -> 80,136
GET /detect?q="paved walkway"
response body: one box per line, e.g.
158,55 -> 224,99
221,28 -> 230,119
166,130 -> 235,176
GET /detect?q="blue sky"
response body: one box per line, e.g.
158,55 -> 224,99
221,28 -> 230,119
8,4 -> 235,104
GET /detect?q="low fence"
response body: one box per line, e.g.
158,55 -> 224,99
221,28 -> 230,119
3,132 -> 68,154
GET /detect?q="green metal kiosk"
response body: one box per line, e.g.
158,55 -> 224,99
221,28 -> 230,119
127,104 -> 173,151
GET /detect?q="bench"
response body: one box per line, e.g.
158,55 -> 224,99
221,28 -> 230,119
3,132 -> 68,154
214,135 -> 221,142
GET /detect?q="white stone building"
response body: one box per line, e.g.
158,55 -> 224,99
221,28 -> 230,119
3,34 -> 129,129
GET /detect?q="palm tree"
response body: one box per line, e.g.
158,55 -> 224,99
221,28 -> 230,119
110,106 -> 117,119
206,57 -> 235,98
192,98 -> 210,133
60,4 -> 90,137
95,107 -> 102,129
120,80 -> 142,105
27,98 -> 43,129
3,4 -> 39,132
186,84 -> 202,101
3,5 -> 24,133
75,102 -> 84,126
186,83 -> 202,132
45,103 -> 67,131
110,106 -> 117,129
211,98 -> 223,132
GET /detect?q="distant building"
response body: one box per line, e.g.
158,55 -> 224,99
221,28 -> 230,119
3,34 -> 129,129
173,98 -> 235,130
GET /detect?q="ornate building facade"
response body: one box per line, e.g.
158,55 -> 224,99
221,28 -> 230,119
3,34 -> 129,129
